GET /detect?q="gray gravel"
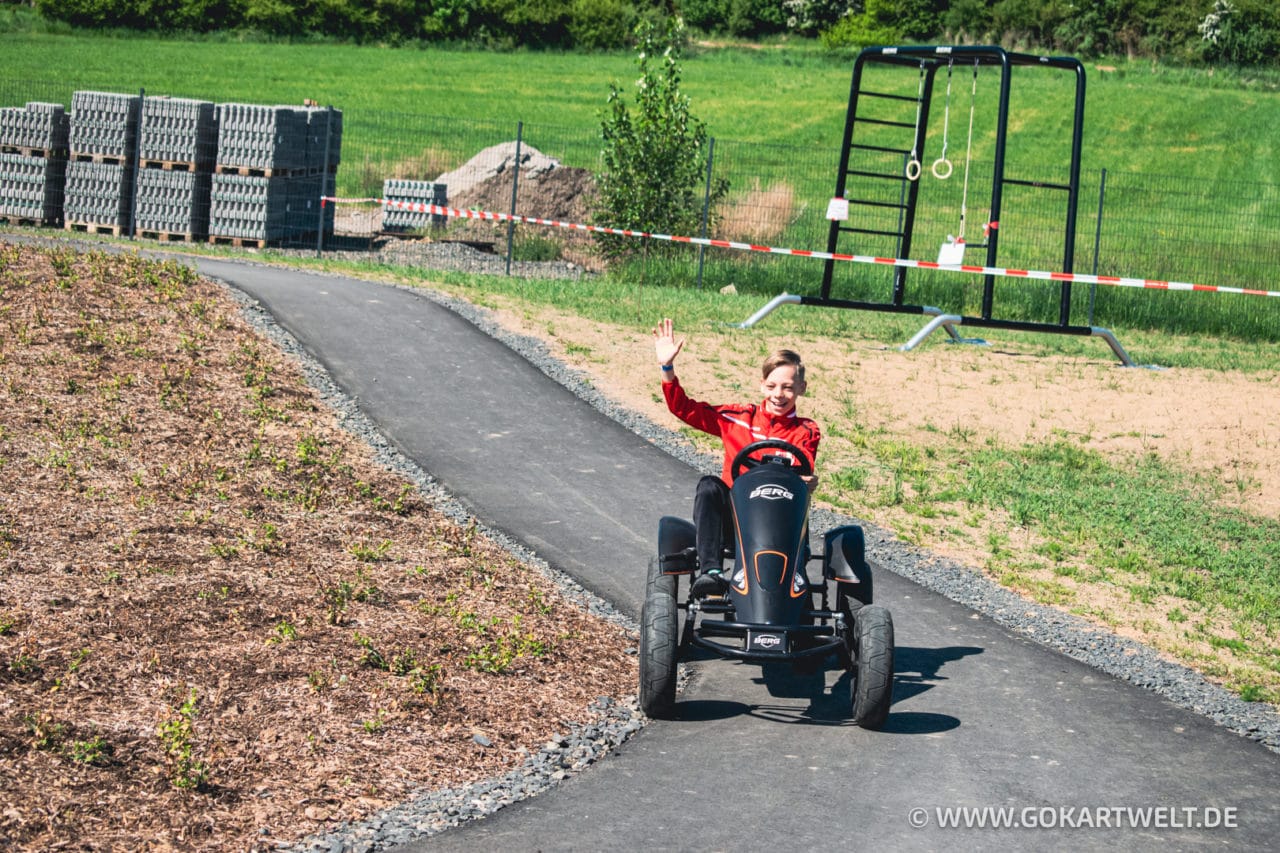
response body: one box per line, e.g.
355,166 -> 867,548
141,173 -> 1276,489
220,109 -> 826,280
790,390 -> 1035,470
209,253 -> 1280,850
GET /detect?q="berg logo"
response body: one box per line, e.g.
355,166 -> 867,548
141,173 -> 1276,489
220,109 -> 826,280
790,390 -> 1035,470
749,484 -> 794,501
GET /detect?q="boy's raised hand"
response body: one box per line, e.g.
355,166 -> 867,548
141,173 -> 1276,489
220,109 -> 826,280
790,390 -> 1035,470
652,317 -> 685,366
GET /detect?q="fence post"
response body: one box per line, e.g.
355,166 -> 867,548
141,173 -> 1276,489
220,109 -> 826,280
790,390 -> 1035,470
505,121 -> 523,276
1089,167 -> 1107,326
128,87 -> 143,239
696,136 -> 715,289
315,106 -> 334,258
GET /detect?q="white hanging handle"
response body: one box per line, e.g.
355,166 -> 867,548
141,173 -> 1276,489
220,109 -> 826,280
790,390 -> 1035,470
933,60 -> 954,181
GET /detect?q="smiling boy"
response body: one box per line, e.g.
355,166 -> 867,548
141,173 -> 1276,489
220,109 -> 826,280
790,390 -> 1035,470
652,317 -> 821,597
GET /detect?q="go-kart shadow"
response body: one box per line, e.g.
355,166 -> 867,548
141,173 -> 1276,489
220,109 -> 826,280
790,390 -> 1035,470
675,645 -> 981,733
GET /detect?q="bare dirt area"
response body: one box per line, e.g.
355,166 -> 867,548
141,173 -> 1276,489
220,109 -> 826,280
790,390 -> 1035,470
0,244 -> 635,851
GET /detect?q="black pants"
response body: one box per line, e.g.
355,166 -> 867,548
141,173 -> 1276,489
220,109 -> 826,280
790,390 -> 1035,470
694,475 -> 733,573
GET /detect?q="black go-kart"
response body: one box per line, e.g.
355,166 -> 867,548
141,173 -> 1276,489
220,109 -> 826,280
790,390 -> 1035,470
639,439 -> 895,729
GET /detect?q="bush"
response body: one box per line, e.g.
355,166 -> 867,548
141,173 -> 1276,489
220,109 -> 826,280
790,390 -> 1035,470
677,0 -> 727,35
783,0 -> 859,36
726,0 -> 788,37
1199,0 -> 1280,67
821,10 -> 901,49
820,0 -> 946,49
595,16 -> 728,260
680,0 -> 790,38
568,0 -> 640,50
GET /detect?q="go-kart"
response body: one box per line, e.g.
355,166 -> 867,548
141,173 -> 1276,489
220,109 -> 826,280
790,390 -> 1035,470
639,439 -> 894,728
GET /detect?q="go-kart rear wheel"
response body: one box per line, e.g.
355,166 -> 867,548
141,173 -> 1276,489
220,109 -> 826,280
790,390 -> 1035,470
638,586 -> 679,719
850,604 -> 894,730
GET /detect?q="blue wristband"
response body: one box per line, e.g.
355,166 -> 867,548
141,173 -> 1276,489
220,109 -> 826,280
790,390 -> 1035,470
660,364 -> 674,372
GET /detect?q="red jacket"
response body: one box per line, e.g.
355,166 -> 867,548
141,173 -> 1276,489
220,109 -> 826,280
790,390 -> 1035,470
662,377 -> 821,485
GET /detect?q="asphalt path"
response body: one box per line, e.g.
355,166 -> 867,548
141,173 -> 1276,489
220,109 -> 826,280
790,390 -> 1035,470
171,258 -> 1280,850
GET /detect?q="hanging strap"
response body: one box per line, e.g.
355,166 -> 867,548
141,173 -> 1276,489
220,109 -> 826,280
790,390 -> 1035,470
957,61 -> 979,241
905,62 -> 925,181
932,61 -> 954,180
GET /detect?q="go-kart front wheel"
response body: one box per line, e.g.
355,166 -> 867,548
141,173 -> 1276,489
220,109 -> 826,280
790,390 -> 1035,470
638,586 -> 679,719
850,604 -> 895,730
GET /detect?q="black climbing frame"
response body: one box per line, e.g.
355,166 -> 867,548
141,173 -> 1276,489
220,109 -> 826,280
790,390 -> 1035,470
818,45 -> 1087,337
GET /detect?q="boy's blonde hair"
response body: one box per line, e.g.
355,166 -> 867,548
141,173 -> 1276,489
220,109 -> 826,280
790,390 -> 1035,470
761,348 -> 805,383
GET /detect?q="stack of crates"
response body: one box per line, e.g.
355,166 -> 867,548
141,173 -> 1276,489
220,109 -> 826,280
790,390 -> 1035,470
0,102 -> 69,225
209,103 -> 342,246
301,106 -> 342,236
134,96 -> 217,241
382,179 -> 447,233
65,91 -> 140,234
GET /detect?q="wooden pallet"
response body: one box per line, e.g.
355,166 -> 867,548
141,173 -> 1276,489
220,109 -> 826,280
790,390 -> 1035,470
140,229 -> 198,243
70,152 -> 127,166
0,215 -> 45,227
214,164 -> 305,178
65,221 -> 125,236
0,145 -> 61,158
208,234 -> 267,249
140,159 -> 198,172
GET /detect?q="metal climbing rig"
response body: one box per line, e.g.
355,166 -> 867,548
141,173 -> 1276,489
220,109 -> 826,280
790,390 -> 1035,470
740,45 -> 1137,365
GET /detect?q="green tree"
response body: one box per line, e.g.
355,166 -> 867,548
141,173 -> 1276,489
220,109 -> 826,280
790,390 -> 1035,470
595,16 -> 727,261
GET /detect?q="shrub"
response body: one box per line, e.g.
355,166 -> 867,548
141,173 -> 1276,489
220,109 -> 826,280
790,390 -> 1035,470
568,0 -> 640,49
595,16 -> 728,261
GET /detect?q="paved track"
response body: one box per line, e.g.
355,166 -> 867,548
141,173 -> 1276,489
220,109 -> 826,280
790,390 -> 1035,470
184,259 -> 1280,850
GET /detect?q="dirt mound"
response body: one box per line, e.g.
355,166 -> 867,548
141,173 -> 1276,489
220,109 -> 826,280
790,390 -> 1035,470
449,162 -> 600,268
435,142 -> 564,198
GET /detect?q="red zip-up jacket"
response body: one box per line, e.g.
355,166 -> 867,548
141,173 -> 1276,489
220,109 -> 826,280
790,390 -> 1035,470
662,377 -> 821,485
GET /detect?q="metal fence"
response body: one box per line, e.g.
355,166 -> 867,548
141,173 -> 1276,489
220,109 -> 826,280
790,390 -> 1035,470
2,77 -> 1278,335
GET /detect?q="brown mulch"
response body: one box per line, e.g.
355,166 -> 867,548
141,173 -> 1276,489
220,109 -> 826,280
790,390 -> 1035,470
0,244 -> 636,851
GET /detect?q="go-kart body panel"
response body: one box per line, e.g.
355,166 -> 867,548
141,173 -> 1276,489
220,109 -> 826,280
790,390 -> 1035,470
726,462 -> 812,625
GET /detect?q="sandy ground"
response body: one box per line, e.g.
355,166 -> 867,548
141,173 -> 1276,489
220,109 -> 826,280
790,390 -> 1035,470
488,307 -> 1280,523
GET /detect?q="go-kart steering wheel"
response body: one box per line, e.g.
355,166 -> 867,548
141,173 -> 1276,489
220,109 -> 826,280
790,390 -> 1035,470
730,439 -> 814,482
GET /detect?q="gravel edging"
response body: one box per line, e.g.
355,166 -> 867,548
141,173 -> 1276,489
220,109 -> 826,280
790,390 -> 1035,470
152,251 -> 1280,848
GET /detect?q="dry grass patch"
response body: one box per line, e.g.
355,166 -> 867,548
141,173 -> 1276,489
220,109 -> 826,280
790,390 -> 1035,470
716,179 -> 800,241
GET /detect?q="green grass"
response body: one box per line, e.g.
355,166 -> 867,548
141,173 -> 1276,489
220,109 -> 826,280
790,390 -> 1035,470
965,441 -> 1280,619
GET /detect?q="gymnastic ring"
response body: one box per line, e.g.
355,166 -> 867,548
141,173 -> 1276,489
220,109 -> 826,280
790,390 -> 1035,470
905,159 -> 922,181
932,157 -> 953,180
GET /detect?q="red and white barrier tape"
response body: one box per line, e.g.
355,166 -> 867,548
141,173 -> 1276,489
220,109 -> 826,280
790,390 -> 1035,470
325,196 -> 1280,300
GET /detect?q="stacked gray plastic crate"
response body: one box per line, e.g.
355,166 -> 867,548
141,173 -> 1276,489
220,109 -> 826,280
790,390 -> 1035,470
135,97 -> 217,240
0,102 -> 69,224
302,106 -> 342,236
65,91 -> 140,234
382,179 -> 447,232
209,103 -> 342,245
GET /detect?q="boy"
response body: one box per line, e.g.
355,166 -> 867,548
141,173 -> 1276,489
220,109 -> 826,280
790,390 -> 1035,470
652,317 -> 821,597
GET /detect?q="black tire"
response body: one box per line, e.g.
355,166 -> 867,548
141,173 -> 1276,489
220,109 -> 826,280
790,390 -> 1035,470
850,604 -> 894,730
638,588 -> 679,718
646,556 -> 676,599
